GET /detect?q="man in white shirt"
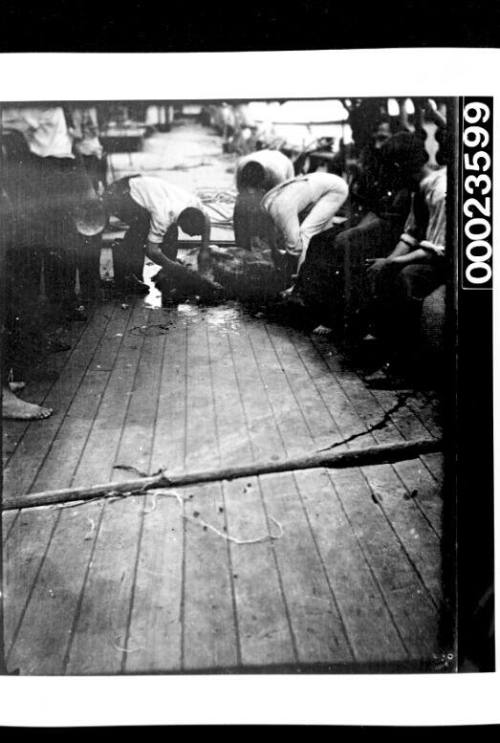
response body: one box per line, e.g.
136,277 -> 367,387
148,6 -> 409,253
103,175 -> 216,295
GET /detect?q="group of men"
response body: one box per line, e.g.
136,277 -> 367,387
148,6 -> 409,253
1,106 -> 447,419
233,133 -> 447,385
103,132 -> 447,391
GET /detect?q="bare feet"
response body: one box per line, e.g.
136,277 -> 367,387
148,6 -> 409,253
280,285 -> 295,298
2,386 -> 53,420
279,286 -> 305,308
313,325 -> 333,336
8,380 -> 26,392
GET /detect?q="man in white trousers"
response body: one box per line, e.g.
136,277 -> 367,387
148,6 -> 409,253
261,171 -> 349,293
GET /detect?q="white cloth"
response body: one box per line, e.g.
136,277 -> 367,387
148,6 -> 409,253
236,149 -> 294,191
1,106 -> 74,158
262,172 -> 348,265
71,107 -> 103,158
401,167 -> 447,257
129,176 -> 203,244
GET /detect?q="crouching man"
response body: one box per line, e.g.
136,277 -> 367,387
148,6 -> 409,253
103,175 -> 222,296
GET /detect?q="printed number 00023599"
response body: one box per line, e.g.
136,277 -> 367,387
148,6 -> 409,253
462,101 -> 493,286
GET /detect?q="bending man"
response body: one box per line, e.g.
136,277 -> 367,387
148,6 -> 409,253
261,171 -> 348,292
103,175 -> 216,293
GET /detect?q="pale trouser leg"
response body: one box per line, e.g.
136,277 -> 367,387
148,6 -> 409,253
267,195 -> 302,254
297,185 -> 348,268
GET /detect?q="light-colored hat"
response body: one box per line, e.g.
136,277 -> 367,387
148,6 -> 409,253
74,199 -> 107,236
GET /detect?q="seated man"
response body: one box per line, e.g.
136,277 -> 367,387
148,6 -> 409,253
233,149 -> 294,251
365,162 -> 447,385
103,175 -> 219,294
261,171 -> 349,294
315,131 -> 429,337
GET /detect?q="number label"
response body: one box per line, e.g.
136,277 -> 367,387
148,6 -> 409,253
462,98 -> 493,289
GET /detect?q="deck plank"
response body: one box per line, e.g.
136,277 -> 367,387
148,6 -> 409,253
149,308 -> 188,475
181,310 -> 238,670
294,468 -> 408,663
251,320 -> 406,663
124,492 -> 184,673
259,471 -> 355,665
246,321 -> 357,664
1,511 -> 18,543
71,303 -> 148,488
329,466 -> 440,660
28,301 -> 131,494
224,319 -> 296,666
6,500 -> 104,675
30,301 -> 131,492
125,307 -> 188,672
419,452 -> 445,484
325,370 -> 443,605
62,302 -> 149,673
29,371 -> 110,493
182,483 -> 239,670
5,301 -> 145,674
223,478 -> 296,667
2,317 -> 87,467
3,506 -> 61,668
64,497 -> 143,674
2,307 -> 119,672
2,305 -> 113,500
112,307 -> 167,481
284,326 -> 442,658
107,304 -> 187,673
367,385 -> 444,519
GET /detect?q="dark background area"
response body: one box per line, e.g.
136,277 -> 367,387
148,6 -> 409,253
0,1 -> 499,52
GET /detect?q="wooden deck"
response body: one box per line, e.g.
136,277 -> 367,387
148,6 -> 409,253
2,295 -> 446,675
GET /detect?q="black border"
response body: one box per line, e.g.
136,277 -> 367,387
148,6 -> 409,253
0,1 -> 500,52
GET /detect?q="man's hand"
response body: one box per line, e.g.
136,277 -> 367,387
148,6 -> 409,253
365,257 -> 390,276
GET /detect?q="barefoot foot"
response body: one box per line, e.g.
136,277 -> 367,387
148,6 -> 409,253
8,381 -> 26,392
313,325 -> 333,336
2,387 -> 53,420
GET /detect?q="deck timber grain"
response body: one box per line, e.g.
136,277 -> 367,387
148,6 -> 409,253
3,299 -> 446,674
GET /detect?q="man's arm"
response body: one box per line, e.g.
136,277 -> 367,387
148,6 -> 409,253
199,210 -> 211,251
386,246 -> 432,265
366,240 -> 432,275
197,210 -> 212,274
388,239 -> 412,259
145,241 -> 178,271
